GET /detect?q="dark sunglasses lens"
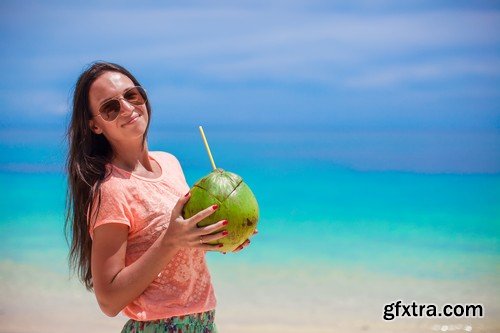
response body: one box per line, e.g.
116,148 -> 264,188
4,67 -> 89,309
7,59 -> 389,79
98,86 -> 147,121
100,100 -> 121,121
124,87 -> 147,105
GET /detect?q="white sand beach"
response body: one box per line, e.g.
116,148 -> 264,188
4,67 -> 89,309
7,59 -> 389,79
0,260 -> 498,333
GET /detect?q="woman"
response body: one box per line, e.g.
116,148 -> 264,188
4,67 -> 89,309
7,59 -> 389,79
65,61 -> 252,332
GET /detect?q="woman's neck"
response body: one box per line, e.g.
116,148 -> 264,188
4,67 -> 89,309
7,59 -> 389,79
111,139 -> 152,173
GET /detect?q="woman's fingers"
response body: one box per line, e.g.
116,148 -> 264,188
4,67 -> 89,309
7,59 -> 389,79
232,239 -> 251,253
195,219 -> 228,236
171,191 -> 192,220
198,243 -> 226,252
186,204 -> 219,226
194,230 -> 228,245
193,230 -> 229,251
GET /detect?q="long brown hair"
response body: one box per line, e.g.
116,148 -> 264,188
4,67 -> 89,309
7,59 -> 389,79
65,61 -> 151,290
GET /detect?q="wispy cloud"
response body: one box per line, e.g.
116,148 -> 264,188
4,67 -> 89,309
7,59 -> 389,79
346,58 -> 500,87
0,89 -> 69,116
1,5 -> 499,130
2,5 -> 499,86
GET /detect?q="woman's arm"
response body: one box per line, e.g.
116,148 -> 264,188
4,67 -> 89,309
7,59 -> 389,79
91,194 -> 228,317
91,223 -> 175,317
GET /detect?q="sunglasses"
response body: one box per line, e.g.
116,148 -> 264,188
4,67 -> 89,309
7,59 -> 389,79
93,86 -> 148,122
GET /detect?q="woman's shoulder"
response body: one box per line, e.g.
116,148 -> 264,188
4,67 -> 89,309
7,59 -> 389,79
150,151 -> 184,170
148,151 -> 189,193
151,150 -> 179,162
99,170 -> 128,194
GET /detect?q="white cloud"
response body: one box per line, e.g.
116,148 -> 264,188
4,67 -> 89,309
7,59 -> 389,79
1,1 -> 499,128
345,58 -> 500,87
4,5 -> 499,86
0,90 -> 70,116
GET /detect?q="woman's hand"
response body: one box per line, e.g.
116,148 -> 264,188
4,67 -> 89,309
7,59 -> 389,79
161,192 -> 228,251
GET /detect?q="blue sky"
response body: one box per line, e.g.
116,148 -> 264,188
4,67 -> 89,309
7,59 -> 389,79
0,0 -> 499,173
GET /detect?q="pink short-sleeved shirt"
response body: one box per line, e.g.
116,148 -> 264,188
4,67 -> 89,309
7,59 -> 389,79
88,151 -> 216,321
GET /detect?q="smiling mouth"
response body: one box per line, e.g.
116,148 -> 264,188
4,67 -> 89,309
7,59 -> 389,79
123,114 -> 141,126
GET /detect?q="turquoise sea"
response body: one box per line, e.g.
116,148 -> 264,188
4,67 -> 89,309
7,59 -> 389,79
1,127 -> 499,283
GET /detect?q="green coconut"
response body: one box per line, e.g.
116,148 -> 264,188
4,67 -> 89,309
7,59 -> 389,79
182,168 -> 259,252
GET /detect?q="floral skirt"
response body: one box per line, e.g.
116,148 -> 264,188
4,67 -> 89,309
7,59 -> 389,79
121,310 -> 217,333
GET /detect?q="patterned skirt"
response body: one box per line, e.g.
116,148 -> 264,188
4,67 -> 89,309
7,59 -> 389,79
121,310 -> 218,333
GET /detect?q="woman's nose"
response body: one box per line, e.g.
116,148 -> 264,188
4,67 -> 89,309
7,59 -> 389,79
118,98 -> 135,116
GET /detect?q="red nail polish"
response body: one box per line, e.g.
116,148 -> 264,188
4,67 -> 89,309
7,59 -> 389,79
212,204 -> 218,210
222,220 -> 228,226
184,192 -> 190,197
222,231 -> 228,236
218,244 -> 223,248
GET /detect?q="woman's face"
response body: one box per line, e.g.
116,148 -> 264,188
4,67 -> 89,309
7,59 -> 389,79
88,71 -> 149,143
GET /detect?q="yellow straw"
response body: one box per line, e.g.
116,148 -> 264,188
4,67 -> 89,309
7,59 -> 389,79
199,126 -> 217,171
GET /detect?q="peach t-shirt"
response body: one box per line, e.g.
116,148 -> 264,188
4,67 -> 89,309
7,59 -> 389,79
88,151 -> 216,321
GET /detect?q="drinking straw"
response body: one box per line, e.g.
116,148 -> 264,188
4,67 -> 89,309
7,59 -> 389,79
199,126 -> 217,171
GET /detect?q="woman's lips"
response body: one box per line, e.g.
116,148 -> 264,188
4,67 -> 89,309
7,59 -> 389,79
123,114 -> 140,126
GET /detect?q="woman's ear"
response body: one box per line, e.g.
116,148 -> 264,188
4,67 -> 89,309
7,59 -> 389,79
89,119 -> 103,135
